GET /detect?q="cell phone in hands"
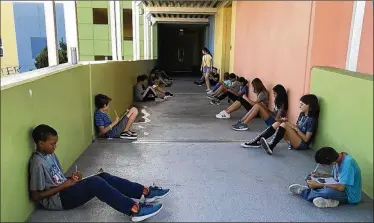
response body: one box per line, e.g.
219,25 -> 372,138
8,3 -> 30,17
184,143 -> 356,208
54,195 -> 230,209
317,178 -> 326,183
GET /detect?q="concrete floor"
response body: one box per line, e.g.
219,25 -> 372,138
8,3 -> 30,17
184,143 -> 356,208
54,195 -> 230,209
29,78 -> 373,222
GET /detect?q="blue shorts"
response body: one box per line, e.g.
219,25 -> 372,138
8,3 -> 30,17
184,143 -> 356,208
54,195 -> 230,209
212,83 -> 221,92
295,141 -> 311,150
203,66 -> 210,73
264,116 -> 276,126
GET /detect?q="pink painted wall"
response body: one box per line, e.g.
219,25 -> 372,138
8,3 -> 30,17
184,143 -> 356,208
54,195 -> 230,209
233,1 -> 361,122
234,1 -> 313,122
357,2 -> 373,74
305,1 -> 354,92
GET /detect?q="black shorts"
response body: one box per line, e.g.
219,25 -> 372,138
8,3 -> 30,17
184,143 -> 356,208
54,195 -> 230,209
239,97 -> 253,111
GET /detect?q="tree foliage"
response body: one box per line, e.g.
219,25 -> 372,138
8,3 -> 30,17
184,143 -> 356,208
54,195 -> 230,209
35,38 -> 68,69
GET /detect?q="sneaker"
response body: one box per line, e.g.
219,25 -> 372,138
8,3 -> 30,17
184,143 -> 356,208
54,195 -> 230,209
241,140 -> 261,148
313,197 -> 339,208
210,100 -> 221,105
207,90 -> 213,95
155,98 -> 165,102
232,120 -> 242,127
260,137 -> 273,155
128,131 -> 137,136
165,92 -> 173,97
131,203 -> 163,222
164,95 -> 173,99
216,111 -> 230,119
206,89 -> 211,92
207,95 -> 215,100
288,184 -> 308,195
120,132 -> 137,140
144,185 -> 170,203
233,123 -> 248,131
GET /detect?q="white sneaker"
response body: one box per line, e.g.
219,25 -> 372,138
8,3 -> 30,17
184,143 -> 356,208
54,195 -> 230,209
313,197 -> 339,208
288,184 -> 308,195
206,89 -> 211,92
216,111 -> 230,119
207,90 -> 213,95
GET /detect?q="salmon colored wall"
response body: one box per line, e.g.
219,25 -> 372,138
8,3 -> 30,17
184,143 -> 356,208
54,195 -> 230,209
357,2 -> 373,74
234,1 -> 313,122
304,1 -> 354,92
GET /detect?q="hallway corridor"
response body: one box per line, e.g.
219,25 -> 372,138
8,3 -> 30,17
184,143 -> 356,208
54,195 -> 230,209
28,78 -> 373,222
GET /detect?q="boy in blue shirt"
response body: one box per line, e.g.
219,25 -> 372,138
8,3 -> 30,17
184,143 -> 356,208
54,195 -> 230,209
29,124 -> 170,222
94,94 -> 138,140
289,147 -> 362,208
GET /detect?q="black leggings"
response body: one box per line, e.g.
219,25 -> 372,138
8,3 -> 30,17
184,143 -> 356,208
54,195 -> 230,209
239,96 -> 253,111
218,91 -> 239,102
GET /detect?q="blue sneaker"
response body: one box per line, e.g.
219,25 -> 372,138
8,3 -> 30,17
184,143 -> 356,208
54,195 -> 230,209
131,203 -> 163,222
232,120 -> 242,127
145,185 -> 170,203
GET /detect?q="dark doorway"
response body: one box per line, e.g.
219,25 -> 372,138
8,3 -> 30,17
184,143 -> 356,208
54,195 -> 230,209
157,24 -> 206,77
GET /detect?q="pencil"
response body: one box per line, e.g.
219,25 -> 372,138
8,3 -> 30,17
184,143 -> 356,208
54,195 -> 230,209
114,109 -> 118,117
75,164 -> 78,172
313,164 -> 320,173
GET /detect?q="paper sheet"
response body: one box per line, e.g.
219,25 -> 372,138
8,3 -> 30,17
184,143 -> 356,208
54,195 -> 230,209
311,176 -> 339,184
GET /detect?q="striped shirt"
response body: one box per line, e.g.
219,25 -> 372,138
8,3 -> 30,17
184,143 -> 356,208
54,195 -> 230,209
94,109 -> 114,138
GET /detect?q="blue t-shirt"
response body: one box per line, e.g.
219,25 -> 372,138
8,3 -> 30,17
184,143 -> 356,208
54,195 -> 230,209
224,80 -> 232,87
296,113 -> 317,145
94,109 -> 114,138
332,154 -> 362,204
239,85 -> 249,95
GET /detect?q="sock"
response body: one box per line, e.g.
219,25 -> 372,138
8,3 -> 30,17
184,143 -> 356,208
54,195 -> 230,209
269,126 -> 286,149
131,203 -> 139,214
143,187 -> 149,195
252,126 -> 276,143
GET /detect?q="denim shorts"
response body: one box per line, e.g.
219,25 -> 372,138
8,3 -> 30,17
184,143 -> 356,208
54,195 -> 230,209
111,116 -> 128,137
295,141 -> 311,150
264,116 -> 276,126
203,66 -> 210,73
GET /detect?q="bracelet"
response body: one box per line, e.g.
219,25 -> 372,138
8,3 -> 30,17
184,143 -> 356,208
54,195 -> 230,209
109,124 -> 112,130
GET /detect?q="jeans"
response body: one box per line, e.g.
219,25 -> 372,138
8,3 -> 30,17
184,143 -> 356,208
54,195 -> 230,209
301,187 -> 348,203
212,83 -> 221,92
60,172 -> 144,215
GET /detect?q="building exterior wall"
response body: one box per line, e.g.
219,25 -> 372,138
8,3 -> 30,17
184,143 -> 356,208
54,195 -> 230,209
0,2 -> 19,76
357,2 -> 373,74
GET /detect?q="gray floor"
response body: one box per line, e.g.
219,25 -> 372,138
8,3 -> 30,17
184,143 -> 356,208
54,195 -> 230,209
29,78 -> 373,222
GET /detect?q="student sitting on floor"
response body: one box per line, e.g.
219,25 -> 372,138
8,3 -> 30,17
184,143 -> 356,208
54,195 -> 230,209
233,84 -> 288,131
94,94 -> 138,140
29,124 -> 170,222
216,78 -> 268,119
208,72 -> 231,98
156,69 -> 173,87
210,76 -> 248,105
242,94 -> 319,155
289,147 -> 361,208
206,68 -> 220,95
148,71 -> 173,98
134,75 -> 158,102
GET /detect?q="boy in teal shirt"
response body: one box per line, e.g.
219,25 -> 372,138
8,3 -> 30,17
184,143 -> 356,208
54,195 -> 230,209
289,147 -> 361,208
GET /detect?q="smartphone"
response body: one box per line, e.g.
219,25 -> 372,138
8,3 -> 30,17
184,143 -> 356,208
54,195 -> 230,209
317,178 -> 326,183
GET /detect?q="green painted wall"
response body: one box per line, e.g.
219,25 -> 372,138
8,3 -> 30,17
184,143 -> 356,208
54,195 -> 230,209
0,60 -> 155,222
310,67 -> 373,197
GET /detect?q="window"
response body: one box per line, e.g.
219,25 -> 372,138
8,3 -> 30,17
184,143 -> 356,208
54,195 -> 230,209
93,8 -> 108,25
94,55 -> 113,61
122,9 -> 133,40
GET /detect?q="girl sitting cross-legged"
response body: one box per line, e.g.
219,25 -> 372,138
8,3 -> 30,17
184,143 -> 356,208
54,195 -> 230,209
242,94 -> 320,155
233,84 -> 288,131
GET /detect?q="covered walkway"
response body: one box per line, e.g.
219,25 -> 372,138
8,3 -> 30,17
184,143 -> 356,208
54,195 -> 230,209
28,78 -> 373,222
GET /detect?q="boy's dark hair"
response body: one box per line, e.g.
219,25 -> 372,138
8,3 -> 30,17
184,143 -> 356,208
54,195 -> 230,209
137,74 -> 146,82
32,124 -> 58,144
223,72 -> 230,80
300,94 -> 320,118
315,147 -> 339,165
95,94 -> 112,109
229,73 -> 236,79
238,77 -> 247,85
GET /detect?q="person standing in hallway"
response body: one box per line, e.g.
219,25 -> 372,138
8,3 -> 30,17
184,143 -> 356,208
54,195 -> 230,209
200,47 -> 213,93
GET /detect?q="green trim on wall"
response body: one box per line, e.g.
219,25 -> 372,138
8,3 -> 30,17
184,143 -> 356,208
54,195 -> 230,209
311,67 -> 373,198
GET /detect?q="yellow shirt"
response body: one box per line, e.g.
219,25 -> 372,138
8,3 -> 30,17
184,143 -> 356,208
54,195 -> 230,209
202,54 -> 213,68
